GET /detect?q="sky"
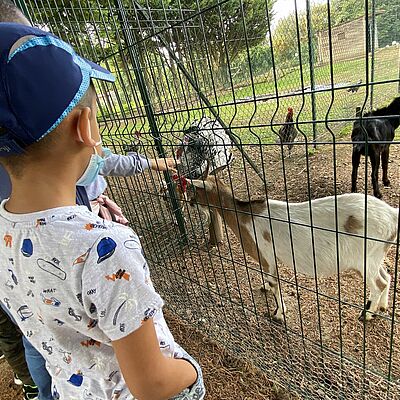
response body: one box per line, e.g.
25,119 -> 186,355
273,0 -> 327,27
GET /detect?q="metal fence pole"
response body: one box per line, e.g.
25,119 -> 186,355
397,46 -> 400,93
114,0 -> 188,245
305,0 -> 317,148
369,0 -> 376,109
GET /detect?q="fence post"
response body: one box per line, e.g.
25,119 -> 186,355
369,0 -> 376,109
397,46 -> 400,94
114,0 -> 188,245
305,0 -> 317,148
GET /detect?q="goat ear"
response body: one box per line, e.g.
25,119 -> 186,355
210,165 -> 226,176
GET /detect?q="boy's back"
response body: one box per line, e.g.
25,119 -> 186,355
0,203 -> 177,398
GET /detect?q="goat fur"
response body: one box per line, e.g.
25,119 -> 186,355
189,175 -> 397,322
351,96 -> 400,199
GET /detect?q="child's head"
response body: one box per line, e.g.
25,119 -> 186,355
0,23 -> 114,184
0,0 -> 31,26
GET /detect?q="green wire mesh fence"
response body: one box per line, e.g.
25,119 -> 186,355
20,0 -> 400,398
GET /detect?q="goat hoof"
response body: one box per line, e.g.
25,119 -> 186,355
379,306 -> 388,313
272,315 -> 284,324
272,309 -> 284,324
260,286 -> 269,293
351,187 -> 357,193
358,311 -> 375,322
383,180 -> 391,187
374,192 -> 382,199
207,240 -> 223,249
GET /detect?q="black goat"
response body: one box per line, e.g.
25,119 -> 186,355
351,96 -> 400,198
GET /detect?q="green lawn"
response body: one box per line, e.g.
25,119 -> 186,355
100,46 -> 399,148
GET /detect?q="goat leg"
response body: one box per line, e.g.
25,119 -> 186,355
351,149 -> 361,193
370,152 -> 382,198
208,209 -> 224,246
381,148 -> 391,187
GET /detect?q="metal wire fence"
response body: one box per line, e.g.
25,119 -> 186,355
20,0 -> 400,398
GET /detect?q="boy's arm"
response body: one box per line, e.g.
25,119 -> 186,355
100,150 -> 177,177
112,318 -> 197,400
100,152 -> 150,177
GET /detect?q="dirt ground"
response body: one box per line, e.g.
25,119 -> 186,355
122,134 -> 400,399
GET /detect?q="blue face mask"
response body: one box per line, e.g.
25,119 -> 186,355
76,145 -> 104,186
102,147 -> 112,158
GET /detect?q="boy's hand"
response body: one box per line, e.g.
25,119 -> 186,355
150,158 -> 179,173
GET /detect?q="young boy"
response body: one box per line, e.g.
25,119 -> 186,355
0,22 -> 204,400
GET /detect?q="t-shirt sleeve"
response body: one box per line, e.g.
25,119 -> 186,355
81,225 -> 163,341
100,153 -> 150,177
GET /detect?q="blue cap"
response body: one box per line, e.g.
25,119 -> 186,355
0,23 -> 115,156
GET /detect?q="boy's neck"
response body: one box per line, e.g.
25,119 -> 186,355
5,173 -> 78,214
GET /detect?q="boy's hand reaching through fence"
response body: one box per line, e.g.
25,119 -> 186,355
150,158 -> 179,173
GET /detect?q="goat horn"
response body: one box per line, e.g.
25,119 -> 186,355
200,160 -> 210,180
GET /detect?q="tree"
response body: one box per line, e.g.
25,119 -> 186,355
376,0 -> 400,46
125,0 -> 276,87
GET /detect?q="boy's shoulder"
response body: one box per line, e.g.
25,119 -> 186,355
61,208 -> 137,243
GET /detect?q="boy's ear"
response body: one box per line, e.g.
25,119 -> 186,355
75,107 -> 96,146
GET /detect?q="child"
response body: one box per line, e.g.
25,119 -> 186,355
0,22 -> 204,400
86,152 -> 177,224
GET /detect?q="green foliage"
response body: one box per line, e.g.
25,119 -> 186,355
271,0 -> 399,73
232,42 -> 273,82
376,0 -> 400,46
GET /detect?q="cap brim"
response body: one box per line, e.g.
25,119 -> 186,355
85,58 -> 115,82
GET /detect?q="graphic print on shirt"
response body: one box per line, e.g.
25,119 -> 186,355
73,249 -> 91,266
35,218 -> 47,227
17,305 -> 33,321
96,237 -> 117,263
37,258 -> 66,280
42,341 -> 53,355
6,267 -> 18,290
85,223 -> 107,231
3,234 -> 12,247
105,269 -> 130,282
3,297 -> 10,309
142,307 -> 157,324
68,371 -> 83,387
123,238 -> 140,250
68,307 -> 82,321
59,349 -> 72,364
87,318 -> 98,329
41,292 -> 61,307
112,292 -> 139,328
21,238 -> 33,257
80,338 -> 100,347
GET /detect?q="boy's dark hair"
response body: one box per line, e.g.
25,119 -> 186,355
0,0 -> 29,24
0,84 -> 96,177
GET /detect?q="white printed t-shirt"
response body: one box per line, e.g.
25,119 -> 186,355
0,201 -> 184,399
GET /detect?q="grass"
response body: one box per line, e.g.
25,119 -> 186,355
99,46 -> 400,149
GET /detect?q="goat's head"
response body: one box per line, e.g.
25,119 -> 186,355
187,162 -> 230,209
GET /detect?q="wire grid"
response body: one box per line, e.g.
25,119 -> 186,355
22,0 -> 400,398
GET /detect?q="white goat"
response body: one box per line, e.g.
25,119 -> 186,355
189,174 -> 398,322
